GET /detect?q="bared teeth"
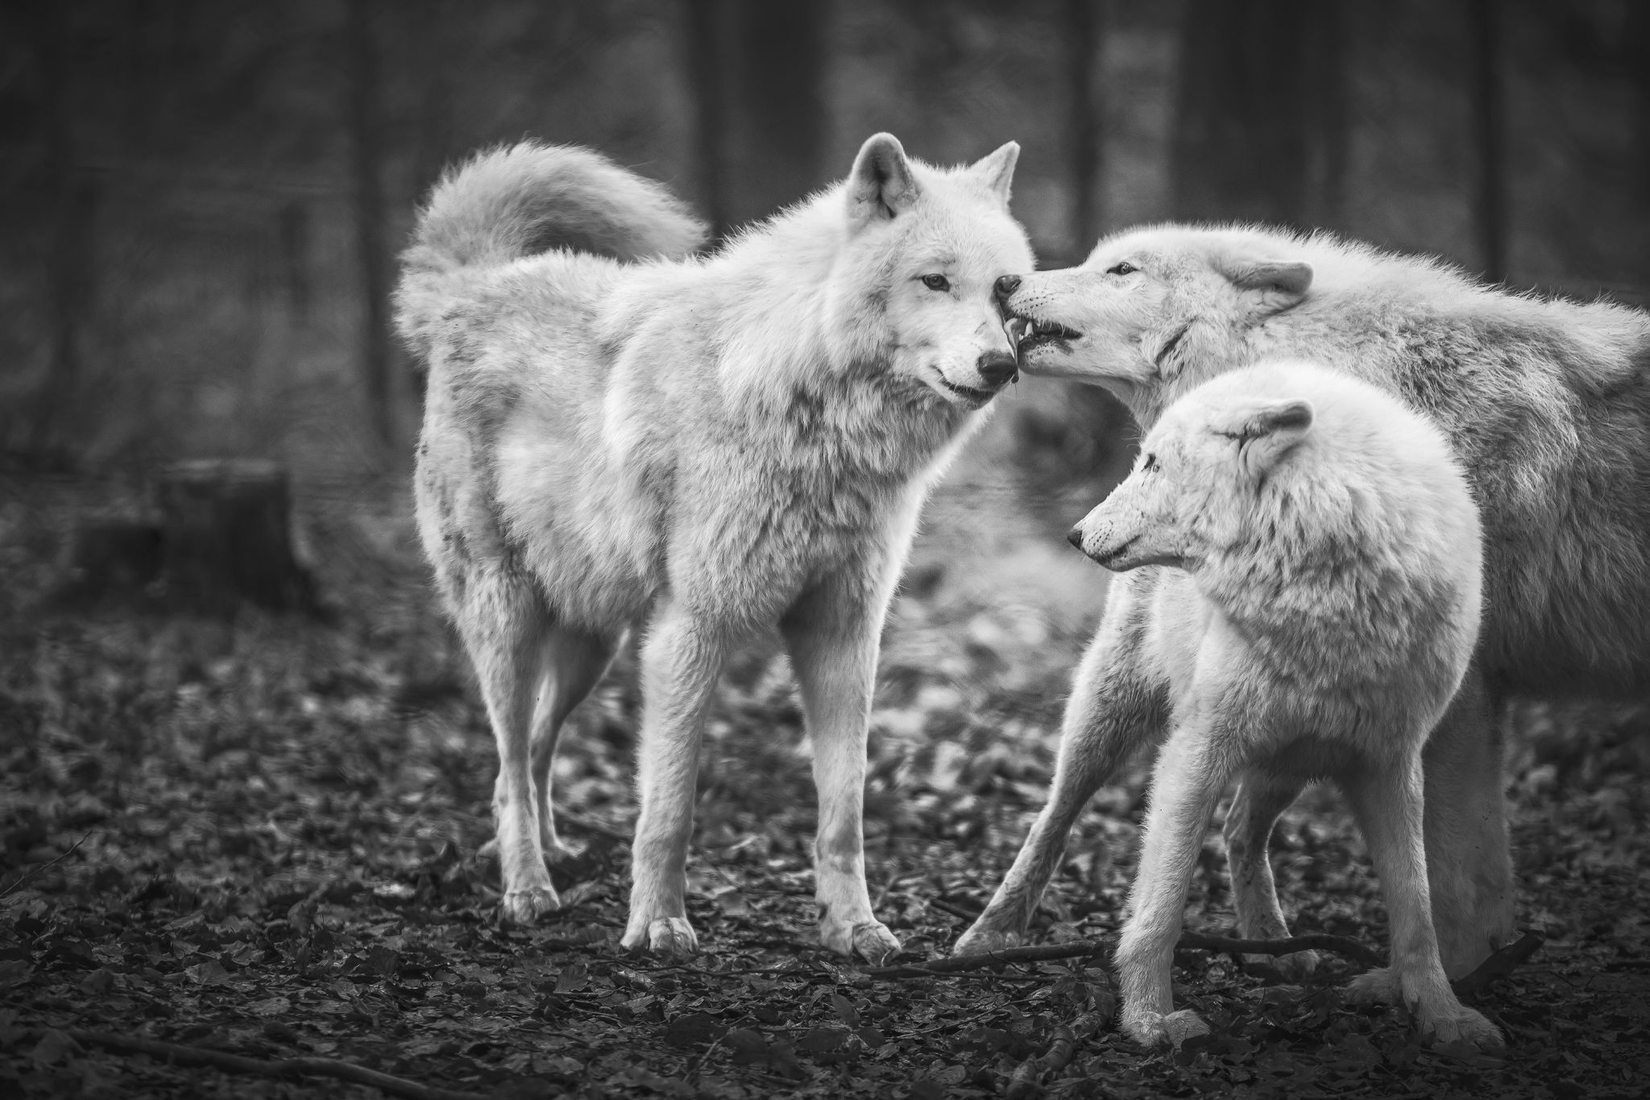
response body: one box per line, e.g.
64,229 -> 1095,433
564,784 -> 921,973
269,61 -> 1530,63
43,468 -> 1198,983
1006,315 -> 1080,347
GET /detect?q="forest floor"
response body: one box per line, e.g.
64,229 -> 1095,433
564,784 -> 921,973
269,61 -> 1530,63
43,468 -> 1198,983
3,464 -> 1649,1100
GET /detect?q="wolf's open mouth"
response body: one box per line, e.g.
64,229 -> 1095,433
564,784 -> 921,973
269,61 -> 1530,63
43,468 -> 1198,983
1005,314 -> 1082,353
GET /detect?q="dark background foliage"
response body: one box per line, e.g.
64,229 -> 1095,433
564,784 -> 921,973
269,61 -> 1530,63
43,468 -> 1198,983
2,1 -> 1648,1097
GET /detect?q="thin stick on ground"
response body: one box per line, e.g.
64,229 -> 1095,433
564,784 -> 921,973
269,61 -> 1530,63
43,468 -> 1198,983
67,1031 -> 489,1100
0,832 -> 90,899
864,929 -> 1384,978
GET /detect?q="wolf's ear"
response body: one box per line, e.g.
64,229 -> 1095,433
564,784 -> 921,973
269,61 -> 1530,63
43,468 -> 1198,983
969,141 -> 1019,205
1214,397 -> 1314,477
848,133 -> 920,229
1224,260 -> 1313,316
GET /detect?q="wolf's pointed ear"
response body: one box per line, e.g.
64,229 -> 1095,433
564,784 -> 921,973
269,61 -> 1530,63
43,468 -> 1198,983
1214,397 -> 1314,477
848,133 -> 920,229
969,141 -> 1019,205
1225,260 -> 1313,316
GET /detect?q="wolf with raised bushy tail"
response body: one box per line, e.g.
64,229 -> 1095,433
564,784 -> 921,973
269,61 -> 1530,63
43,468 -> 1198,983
966,224 -> 1650,980
395,134 -> 1033,962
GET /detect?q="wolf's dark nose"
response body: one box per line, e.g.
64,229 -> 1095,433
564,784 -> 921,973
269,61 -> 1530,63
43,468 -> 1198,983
1067,528 -> 1083,550
994,274 -> 1021,300
977,350 -> 1018,387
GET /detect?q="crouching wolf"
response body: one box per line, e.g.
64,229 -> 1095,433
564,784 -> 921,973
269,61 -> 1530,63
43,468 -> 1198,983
394,135 -> 1033,962
1017,361 -> 1494,1047
974,225 -> 1650,980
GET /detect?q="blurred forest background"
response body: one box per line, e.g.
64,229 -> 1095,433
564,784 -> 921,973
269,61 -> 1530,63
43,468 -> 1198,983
1,0 -> 1646,484
5,4 -> 1650,1096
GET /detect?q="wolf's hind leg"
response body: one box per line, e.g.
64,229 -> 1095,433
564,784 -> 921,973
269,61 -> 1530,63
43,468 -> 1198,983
622,599 -> 728,956
956,588 -> 1166,956
478,625 -> 616,867
782,573 -> 899,965
459,575 -> 559,923
1225,767 -> 1317,978
1342,754 -> 1503,1049
529,627 -> 617,862
1422,670 -> 1515,978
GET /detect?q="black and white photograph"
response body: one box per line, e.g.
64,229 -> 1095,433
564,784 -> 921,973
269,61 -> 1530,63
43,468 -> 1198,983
2,1 -> 1648,1096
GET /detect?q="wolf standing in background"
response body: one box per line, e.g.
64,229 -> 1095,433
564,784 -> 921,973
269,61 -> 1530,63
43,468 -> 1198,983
973,224 -> 1650,979
1059,361 -> 1496,1048
395,134 -> 1033,962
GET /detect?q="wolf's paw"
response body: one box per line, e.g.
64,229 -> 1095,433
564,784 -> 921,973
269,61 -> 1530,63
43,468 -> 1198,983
821,919 -> 900,965
1345,966 -> 1401,1004
1421,1006 -> 1503,1050
953,921 -> 1024,957
500,884 -> 561,924
1251,948 -> 1319,981
1121,1006 -> 1210,1048
621,917 -> 698,957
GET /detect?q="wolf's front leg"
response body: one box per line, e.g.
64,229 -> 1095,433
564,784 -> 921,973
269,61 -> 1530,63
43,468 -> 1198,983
622,600 -> 728,956
956,590 -> 1166,956
1116,716 -> 1234,1047
782,574 -> 899,965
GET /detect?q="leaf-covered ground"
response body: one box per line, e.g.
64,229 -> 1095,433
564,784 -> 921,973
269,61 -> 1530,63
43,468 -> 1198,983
3,470 -> 1649,1099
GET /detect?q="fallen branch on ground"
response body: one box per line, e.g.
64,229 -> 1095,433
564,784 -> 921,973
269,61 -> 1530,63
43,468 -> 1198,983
864,929 -> 1383,978
1452,931 -> 1543,996
1005,1009 -> 1110,1100
67,1031 -> 489,1100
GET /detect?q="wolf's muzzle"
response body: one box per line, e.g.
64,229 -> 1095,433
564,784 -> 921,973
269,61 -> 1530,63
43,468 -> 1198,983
977,350 -> 1018,388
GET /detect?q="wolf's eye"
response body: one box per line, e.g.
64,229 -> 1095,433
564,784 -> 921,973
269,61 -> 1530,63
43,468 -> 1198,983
1106,262 -> 1138,277
1142,452 -> 1159,472
920,274 -> 951,292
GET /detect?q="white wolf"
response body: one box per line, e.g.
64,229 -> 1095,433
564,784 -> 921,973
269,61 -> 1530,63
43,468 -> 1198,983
394,135 -> 1034,962
974,224 -> 1650,979
1033,360 -> 1495,1047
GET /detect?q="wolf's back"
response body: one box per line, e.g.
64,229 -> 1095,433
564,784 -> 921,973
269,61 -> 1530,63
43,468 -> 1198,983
395,142 -> 707,363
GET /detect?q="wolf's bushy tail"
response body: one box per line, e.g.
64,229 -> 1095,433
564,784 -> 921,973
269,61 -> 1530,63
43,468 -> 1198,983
395,142 -> 707,363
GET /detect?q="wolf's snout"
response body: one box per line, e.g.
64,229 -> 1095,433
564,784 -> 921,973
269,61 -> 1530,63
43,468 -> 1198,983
994,274 -> 1021,301
1067,527 -> 1084,551
977,350 -> 1018,387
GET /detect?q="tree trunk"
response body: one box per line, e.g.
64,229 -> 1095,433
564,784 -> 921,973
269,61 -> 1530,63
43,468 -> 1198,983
1627,1 -> 1648,286
1171,0 -> 1315,226
1469,0 -> 1506,284
344,0 -> 397,449
1302,0 -> 1347,230
1066,0 -> 1105,249
154,460 -> 318,614
683,0 -> 827,239
28,2 -> 96,458
684,0 -> 730,242
732,0 -> 826,222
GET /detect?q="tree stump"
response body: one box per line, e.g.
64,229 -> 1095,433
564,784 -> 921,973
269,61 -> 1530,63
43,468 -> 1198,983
153,459 -> 317,614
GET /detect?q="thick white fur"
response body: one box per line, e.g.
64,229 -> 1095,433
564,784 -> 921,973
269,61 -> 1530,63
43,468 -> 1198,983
978,361 -> 1497,1047
394,136 -> 1033,962
979,223 -> 1650,981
